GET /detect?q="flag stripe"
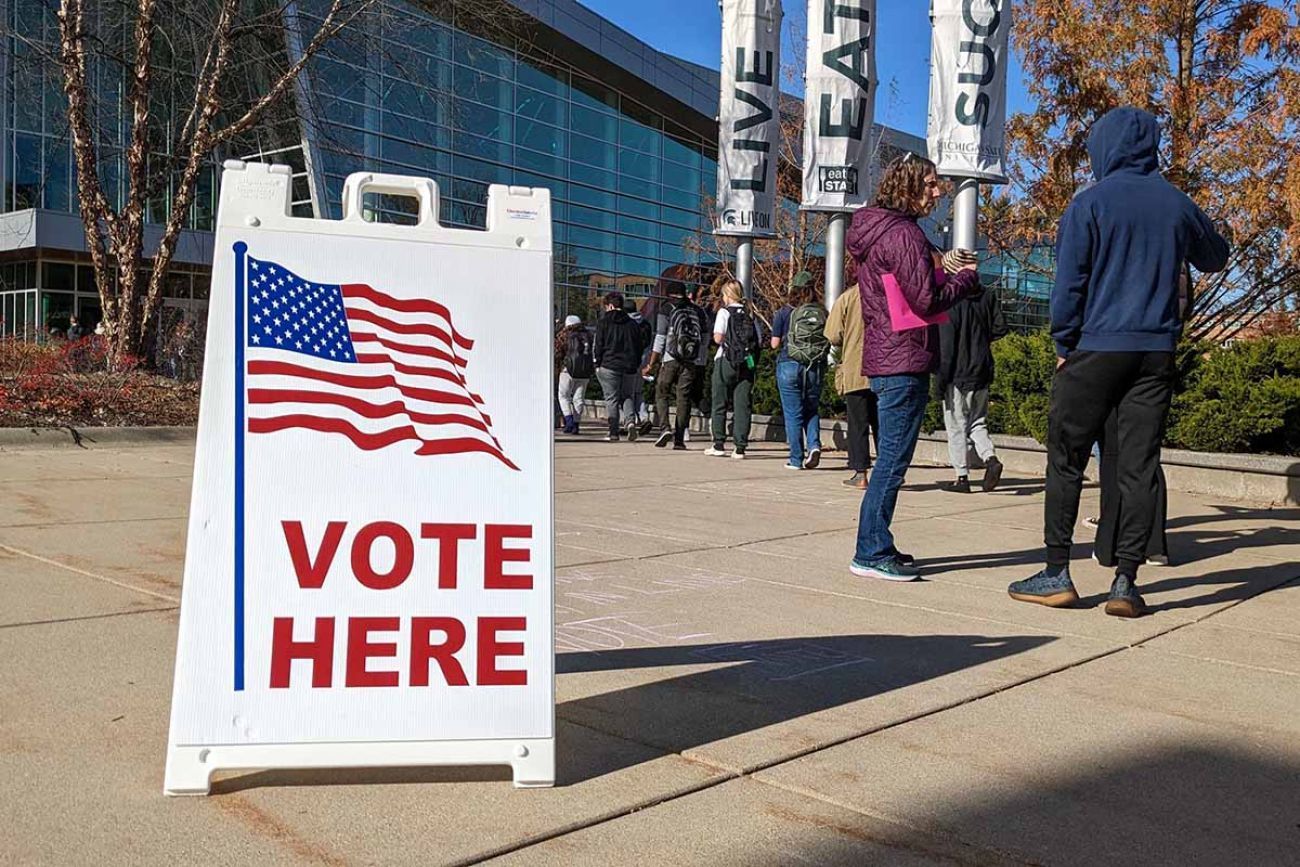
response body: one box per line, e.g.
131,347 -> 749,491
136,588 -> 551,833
248,388 -> 492,434
341,283 -> 474,350
351,332 -> 467,368
249,415 -> 517,468
344,306 -> 462,353
247,359 -> 486,412
353,353 -> 485,404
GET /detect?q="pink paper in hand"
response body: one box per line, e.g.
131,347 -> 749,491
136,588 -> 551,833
883,270 -> 949,332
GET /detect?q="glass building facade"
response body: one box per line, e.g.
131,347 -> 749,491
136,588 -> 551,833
298,1 -> 719,317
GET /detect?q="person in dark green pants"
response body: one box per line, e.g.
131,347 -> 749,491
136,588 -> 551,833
706,279 -> 760,459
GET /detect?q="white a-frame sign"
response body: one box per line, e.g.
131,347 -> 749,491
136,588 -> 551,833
165,162 -> 555,794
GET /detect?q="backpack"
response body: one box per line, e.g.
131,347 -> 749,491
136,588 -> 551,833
668,301 -> 703,362
565,329 -> 595,379
722,305 -> 760,369
786,303 -> 830,365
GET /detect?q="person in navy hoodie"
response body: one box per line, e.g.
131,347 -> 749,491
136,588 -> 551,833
1008,107 -> 1229,618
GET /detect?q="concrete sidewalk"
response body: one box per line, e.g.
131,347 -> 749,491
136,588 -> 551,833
2,436 -> 1297,865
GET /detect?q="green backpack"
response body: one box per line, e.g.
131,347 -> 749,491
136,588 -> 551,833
786,303 -> 830,365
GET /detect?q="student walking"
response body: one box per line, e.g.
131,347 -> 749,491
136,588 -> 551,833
825,280 -> 877,489
555,314 -> 593,435
1008,107 -> 1228,617
846,154 -> 981,581
646,281 -> 710,449
593,292 -> 648,442
937,278 -> 1008,493
707,279 -> 761,458
772,272 -> 831,470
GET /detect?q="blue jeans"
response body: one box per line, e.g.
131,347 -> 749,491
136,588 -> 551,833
854,373 -> 930,564
776,359 -> 825,466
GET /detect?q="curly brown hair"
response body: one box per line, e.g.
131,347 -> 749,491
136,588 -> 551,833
874,154 -> 938,217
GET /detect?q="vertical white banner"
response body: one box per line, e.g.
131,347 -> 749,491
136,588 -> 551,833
801,0 -> 877,211
716,0 -> 783,237
927,0 -> 1009,181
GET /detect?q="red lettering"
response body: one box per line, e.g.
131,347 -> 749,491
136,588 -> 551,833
410,617 -> 469,686
281,521 -> 346,589
485,524 -> 533,590
345,617 -> 400,687
419,523 -> 478,589
270,617 -> 335,688
477,616 -> 527,685
351,521 -> 414,590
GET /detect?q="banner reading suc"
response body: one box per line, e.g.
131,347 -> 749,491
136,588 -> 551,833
164,165 -> 555,794
801,0 -> 876,211
927,0 -> 1010,182
717,0 -> 783,236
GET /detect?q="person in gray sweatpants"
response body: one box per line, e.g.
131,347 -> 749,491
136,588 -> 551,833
936,283 -> 1007,493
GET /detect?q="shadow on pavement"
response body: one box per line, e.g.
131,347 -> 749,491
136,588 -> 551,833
557,633 -> 1052,782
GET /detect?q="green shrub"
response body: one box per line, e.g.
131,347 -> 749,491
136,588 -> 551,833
988,331 -> 1056,442
1166,335 -> 1300,455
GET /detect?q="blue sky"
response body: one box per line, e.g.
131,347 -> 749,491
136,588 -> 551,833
577,0 -> 1033,138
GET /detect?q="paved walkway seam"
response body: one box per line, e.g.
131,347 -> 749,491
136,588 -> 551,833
0,606 -> 178,631
0,542 -> 180,603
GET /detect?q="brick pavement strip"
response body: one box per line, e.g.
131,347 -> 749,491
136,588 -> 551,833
1,439 -> 1296,865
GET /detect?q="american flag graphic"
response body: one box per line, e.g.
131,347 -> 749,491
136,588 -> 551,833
241,253 -> 517,470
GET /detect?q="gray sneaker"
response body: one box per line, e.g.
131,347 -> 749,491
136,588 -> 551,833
1008,567 -> 1079,608
1104,574 -> 1147,618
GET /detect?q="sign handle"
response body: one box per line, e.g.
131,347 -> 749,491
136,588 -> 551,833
341,172 -> 441,227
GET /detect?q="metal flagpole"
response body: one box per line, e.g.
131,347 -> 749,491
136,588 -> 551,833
736,239 -> 754,299
951,177 -> 979,253
823,212 -> 848,311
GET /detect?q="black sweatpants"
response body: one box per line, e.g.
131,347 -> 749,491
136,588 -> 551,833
844,388 -> 879,472
1095,407 -> 1168,565
1044,351 -> 1175,578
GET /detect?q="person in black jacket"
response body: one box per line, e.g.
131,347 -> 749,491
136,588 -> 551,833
937,283 -> 1008,493
592,292 -> 647,442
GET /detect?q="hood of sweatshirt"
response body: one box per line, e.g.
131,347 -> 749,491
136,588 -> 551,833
1087,107 -> 1160,180
604,309 -> 631,325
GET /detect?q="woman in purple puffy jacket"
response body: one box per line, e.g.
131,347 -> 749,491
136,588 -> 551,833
846,154 -> 981,581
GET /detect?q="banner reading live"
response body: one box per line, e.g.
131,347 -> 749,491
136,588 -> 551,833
801,0 -> 876,211
164,165 -> 555,794
927,0 -> 1010,182
716,0 -> 782,236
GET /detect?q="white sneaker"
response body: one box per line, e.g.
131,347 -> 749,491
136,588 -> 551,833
784,463 -> 802,471
731,450 -> 746,460
684,429 -> 692,443
803,448 -> 822,470
703,446 -> 728,457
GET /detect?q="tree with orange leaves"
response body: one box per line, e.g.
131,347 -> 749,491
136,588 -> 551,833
988,0 -> 1300,342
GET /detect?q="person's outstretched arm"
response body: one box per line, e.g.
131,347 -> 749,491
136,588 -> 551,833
1186,202 -> 1230,274
892,230 -> 978,317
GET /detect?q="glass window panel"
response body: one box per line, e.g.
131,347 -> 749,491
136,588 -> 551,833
13,134 -> 42,210
619,117 -> 660,156
515,119 -> 565,156
662,160 -> 701,193
45,262 -> 75,291
619,150 -> 660,182
76,265 -> 95,293
453,66 -> 513,111
76,296 -> 102,330
40,290 -> 74,334
616,195 -> 656,221
660,239 -> 693,262
569,226 -> 616,251
42,138 -> 70,212
570,75 -> 618,114
617,174 -> 657,200
452,99 -> 512,140
660,204 -> 698,230
617,232 -> 657,258
569,132 -> 615,170
570,246 -> 615,274
315,58 -> 371,103
451,177 -> 489,204
568,182 -> 615,211
13,57 -> 44,133
514,87 -> 566,127
571,105 -> 617,142
164,272 -> 191,298
452,128 -> 511,164
453,33 -> 513,78
568,204 -> 616,231
454,155 -> 507,185
382,137 -> 447,173
514,147 -> 564,179
512,171 -> 566,200
193,275 -> 211,300
404,19 -> 451,59
516,56 -> 568,96
663,131 -> 704,168
661,184 -> 702,210
617,254 -> 658,278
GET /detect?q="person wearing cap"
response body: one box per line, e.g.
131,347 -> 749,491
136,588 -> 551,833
770,271 -> 830,470
555,314 -> 592,435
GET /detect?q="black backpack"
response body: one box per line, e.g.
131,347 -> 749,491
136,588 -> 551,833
668,301 -> 704,362
565,329 -> 595,379
722,305 -> 760,369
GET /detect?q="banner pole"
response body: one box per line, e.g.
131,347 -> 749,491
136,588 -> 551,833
824,212 -> 848,311
736,239 -> 754,299
952,178 -> 980,252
